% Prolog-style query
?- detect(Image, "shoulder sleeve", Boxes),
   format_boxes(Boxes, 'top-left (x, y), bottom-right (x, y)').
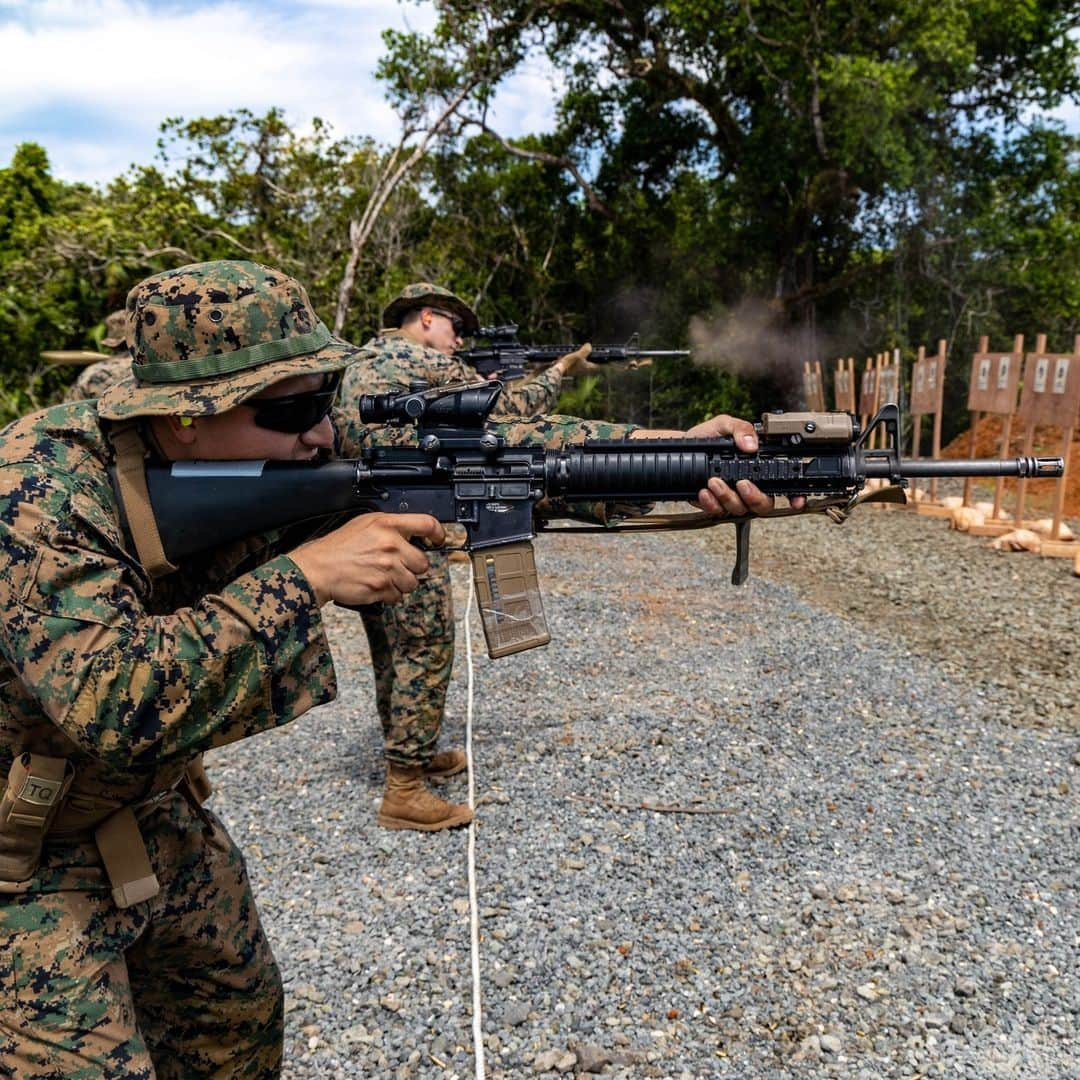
top-left (487, 365), bottom-right (564, 419)
top-left (489, 413), bottom-right (638, 446)
top-left (0, 460), bottom-right (335, 769)
top-left (484, 414), bottom-right (644, 524)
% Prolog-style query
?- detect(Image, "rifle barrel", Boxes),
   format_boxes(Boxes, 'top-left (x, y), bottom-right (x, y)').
top-left (863, 456), bottom-right (1063, 479)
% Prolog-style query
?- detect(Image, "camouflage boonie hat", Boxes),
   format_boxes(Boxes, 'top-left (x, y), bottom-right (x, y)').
top-left (381, 283), bottom-right (479, 335)
top-left (100, 309), bottom-right (128, 350)
top-left (97, 260), bottom-right (358, 421)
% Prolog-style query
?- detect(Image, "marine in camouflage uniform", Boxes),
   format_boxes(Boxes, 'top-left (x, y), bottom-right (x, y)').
top-left (61, 310), bottom-right (131, 403)
top-left (0, 261), bottom-right (438, 1079)
top-left (0, 261), bottom-right (665, 1077)
top-left (340, 284), bottom-right (596, 831)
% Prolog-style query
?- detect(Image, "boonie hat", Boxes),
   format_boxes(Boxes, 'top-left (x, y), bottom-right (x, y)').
top-left (100, 310), bottom-right (128, 350)
top-left (97, 260), bottom-right (358, 421)
top-left (381, 283), bottom-right (479, 335)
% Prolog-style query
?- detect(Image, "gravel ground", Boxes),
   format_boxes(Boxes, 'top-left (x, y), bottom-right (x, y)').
top-left (207, 497), bottom-right (1078, 1079)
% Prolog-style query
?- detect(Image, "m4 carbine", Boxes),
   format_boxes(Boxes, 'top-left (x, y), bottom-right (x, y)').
top-left (457, 324), bottom-right (690, 380)
top-left (134, 383), bottom-right (1064, 659)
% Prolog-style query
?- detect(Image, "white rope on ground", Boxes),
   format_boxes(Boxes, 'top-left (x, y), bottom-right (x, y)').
top-left (463, 570), bottom-right (486, 1080)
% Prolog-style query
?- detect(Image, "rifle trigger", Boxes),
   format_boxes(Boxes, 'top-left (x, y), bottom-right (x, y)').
top-left (731, 519), bottom-right (752, 586)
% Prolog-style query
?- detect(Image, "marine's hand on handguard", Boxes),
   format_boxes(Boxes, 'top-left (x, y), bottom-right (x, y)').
top-left (632, 412), bottom-right (808, 518)
top-left (555, 342), bottom-right (595, 376)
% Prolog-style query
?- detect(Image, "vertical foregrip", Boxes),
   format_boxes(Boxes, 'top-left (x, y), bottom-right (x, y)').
top-left (731, 520), bottom-right (752, 585)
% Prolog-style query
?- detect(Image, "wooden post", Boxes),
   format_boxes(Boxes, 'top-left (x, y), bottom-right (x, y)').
top-left (992, 334), bottom-right (1023, 519)
top-left (963, 335), bottom-right (985, 506)
top-left (929, 339), bottom-right (946, 503)
top-left (858, 356), bottom-right (875, 437)
top-left (1045, 334), bottom-right (1080, 543)
top-left (872, 352), bottom-right (885, 450)
top-left (912, 345), bottom-right (926, 504)
top-left (1014, 334), bottom-right (1047, 528)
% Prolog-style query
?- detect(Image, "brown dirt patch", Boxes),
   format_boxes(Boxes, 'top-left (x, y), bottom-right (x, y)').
top-left (941, 416), bottom-right (1079, 517)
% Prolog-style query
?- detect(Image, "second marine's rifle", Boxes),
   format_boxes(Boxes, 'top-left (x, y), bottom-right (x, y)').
top-left (457, 324), bottom-right (690, 379)
top-left (132, 383), bottom-right (1063, 658)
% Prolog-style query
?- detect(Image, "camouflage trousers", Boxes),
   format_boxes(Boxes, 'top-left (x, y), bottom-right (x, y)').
top-left (0, 795), bottom-right (282, 1079)
top-left (360, 550), bottom-right (454, 769)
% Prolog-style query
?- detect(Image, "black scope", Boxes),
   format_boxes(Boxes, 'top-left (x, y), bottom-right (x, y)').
top-left (359, 381), bottom-right (503, 427)
top-left (475, 324), bottom-right (520, 339)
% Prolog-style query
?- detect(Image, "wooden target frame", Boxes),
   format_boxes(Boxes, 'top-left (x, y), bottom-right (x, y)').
top-left (802, 359), bottom-right (826, 412)
top-left (858, 355), bottom-right (880, 438)
top-left (909, 339), bottom-right (948, 504)
top-left (878, 350), bottom-right (900, 409)
top-left (1014, 334), bottom-right (1080, 546)
top-left (834, 357), bottom-right (856, 413)
top-left (963, 334), bottom-right (1023, 519)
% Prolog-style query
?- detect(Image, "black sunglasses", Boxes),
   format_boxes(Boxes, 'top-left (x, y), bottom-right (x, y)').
top-left (245, 373), bottom-right (341, 433)
top-left (429, 307), bottom-right (465, 336)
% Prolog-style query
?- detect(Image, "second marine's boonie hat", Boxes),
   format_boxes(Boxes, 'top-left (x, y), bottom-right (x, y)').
top-left (97, 260), bottom-right (358, 421)
top-left (100, 309), bottom-right (129, 350)
top-left (381, 283), bottom-right (479, 335)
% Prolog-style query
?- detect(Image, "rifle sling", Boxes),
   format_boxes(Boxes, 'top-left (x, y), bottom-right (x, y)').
top-left (538, 486), bottom-right (907, 535)
top-left (107, 421), bottom-right (178, 579)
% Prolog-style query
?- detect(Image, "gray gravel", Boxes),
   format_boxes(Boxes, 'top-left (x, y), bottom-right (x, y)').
top-left (207, 502), bottom-right (1078, 1079)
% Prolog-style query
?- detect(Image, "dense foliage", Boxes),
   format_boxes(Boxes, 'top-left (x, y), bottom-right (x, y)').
top-left (1, 1), bottom-right (1077, 433)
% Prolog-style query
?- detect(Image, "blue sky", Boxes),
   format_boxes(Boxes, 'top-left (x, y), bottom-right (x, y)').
top-left (0, 0), bottom-right (561, 185)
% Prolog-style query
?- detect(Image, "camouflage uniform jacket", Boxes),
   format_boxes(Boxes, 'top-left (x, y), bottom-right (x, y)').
top-left (0, 401), bottom-right (338, 890)
top-left (343, 330), bottom-right (564, 418)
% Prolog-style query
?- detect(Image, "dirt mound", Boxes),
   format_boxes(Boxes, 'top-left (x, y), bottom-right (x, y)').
top-left (940, 415), bottom-right (1079, 518)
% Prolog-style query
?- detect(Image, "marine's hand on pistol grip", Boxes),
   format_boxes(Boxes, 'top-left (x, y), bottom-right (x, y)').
top-left (289, 512), bottom-right (444, 608)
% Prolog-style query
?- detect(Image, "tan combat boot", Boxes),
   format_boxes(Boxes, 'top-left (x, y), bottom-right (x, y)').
top-left (424, 749), bottom-right (467, 781)
top-left (377, 766), bottom-right (474, 832)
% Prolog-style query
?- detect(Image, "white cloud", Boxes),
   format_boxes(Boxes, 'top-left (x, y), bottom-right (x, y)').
top-left (0, 0), bottom-right (558, 184)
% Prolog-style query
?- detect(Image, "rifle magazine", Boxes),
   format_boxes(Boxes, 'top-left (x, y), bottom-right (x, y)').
top-left (470, 542), bottom-right (551, 658)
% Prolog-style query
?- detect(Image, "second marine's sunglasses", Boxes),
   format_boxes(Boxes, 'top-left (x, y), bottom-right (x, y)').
top-left (428, 307), bottom-right (465, 335)
top-left (245, 373), bottom-right (342, 433)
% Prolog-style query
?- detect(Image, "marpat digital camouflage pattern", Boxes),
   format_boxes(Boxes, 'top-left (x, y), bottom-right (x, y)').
top-left (381, 282), bottom-right (480, 335)
top-left (0, 402), bottom-right (333, 1076)
top-left (0, 259), bottom-right (358, 1076)
top-left (63, 356), bottom-right (130, 403)
top-left (97, 260), bottom-right (358, 420)
top-left (100, 309), bottom-right (128, 350)
top-left (60, 311), bottom-right (129, 404)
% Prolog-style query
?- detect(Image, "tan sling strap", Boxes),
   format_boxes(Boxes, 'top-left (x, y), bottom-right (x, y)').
top-left (539, 485), bottom-right (910, 536)
top-left (63, 756), bottom-right (214, 907)
top-left (95, 806), bottom-right (160, 908)
top-left (107, 421), bottom-right (178, 578)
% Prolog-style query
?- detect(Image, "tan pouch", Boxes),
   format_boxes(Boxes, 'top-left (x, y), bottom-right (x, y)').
top-left (0, 753), bottom-right (74, 884)
top-left (470, 541), bottom-right (551, 658)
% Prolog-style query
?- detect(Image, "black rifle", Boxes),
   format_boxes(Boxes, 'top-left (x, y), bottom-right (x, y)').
top-left (457, 324), bottom-right (690, 379)
top-left (134, 382), bottom-right (1063, 658)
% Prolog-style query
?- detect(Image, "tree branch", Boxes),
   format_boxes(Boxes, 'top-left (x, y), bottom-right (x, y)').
top-left (470, 120), bottom-right (615, 219)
